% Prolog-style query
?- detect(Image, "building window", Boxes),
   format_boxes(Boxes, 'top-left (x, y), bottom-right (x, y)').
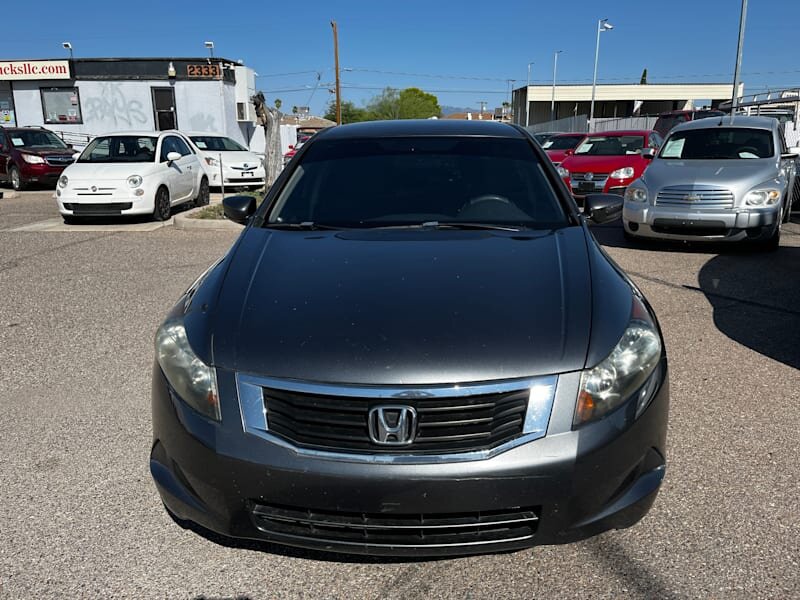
top-left (41, 87), bottom-right (83, 124)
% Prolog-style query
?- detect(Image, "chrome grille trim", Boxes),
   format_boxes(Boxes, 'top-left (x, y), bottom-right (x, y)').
top-left (236, 373), bottom-right (558, 464)
top-left (655, 185), bottom-right (735, 209)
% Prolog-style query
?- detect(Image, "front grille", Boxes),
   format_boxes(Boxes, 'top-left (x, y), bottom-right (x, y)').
top-left (45, 156), bottom-right (74, 166)
top-left (656, 185), bottom-right (734, 209)
top-left (570, 172), bottom-right (609, 194)
top-left (652, 218), bottom-right (729, 237)
top-left (226, 177), bottom-right (263, 183)
top-left (263, 386), bottom-right (529, 454)
top-left (251, 502), bottom-right (539, 549)
top-left (64, 202), bottom-right (132, 214)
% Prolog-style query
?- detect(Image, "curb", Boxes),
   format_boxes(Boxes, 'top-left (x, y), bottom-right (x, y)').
top-left (173, 206), bottom-right (244, 231)
top-left (1, 190), bottom-right (18, 199)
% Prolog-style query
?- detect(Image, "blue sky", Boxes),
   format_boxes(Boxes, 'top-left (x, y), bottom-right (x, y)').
top-left (4, 0), bottom-right (800, 115)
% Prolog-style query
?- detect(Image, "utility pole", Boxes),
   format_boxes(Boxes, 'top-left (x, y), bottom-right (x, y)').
top-left (331, 20), bottom-right (342, 125)
top-left (526, 62), bottom-right (534, 127)
top-left (551, 51), bottom-right (563, 122)
top-left (478, 101), bottom-right (488, 118)
top-left (731, 0), bottom-right (748, 122)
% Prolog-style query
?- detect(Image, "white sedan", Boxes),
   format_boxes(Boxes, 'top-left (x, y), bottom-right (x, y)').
top-left (56, 130), bottom-right (208, 223)
top-left (184, 132), bottom-right (265, 189)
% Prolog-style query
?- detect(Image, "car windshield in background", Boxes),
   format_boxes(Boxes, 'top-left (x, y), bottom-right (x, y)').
top-left (660, 128), bottom-right (774, 160)
top-left (10, 130), bottom-right (68, 149)
top-left (267, 137), bottom-right (568, 229)
top-left (542, 136), bottom-right (583, 150)
top-left (575, 135), bottom-right (645, 156)
top-left (190, 136), bottom-right (247, 151)
top-left (78, 136), bottom-right (158, 163)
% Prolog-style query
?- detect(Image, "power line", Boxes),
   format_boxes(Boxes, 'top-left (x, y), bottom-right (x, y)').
top-left (343, 67), bottom-right (512, 82)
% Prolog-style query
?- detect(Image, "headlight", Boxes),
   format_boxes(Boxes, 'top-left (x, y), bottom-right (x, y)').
top-left (21, 153), bottom-right (45, 164)
top-left (205, 156), bottom-right (219, 167)
top-left (610, 166), bottom-right (635, 179)
top-left (556, 166), bottom-right (570, 178)
top-left (155, 318), bottom-right (220, 421)
top-left (58, 175), bottom-right (68, 188)
top-left (744, 189), bottom-right (780, 206)
top-left (574, 296), bottom-right (662, 427)
top-left (127, 175), bottom-right (143, 188)
top-left (624, 187), bottom-right (648, 203)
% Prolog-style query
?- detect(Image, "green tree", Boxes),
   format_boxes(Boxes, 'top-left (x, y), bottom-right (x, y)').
top-left (398, 87), bottom-right (441, 119)
top-left (366, 88), bottom-right (401, 120)
top-left (274, 98), bottom-right (282, 110)
top-left (323, 100), bottom-right (371, 124)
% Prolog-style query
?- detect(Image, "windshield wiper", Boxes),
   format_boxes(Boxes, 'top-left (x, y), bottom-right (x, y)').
top-left (265, 221), bottom-right (341, 230)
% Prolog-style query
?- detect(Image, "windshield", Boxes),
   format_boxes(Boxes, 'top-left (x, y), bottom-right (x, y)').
top-left (190, 136), bottom-right (247, 151)
top-left (575, 135), bottom-right (645, 156)
top-left (267, 137), bottom-right (568, 229)
top-left (78, 136), bottom-right (157, 163)
top-left (542, 135), bottom-right (584, 150)
top-left (660, 127), bottom-right (774, 160)
top-left (9, 130), bottom-right (68, 150)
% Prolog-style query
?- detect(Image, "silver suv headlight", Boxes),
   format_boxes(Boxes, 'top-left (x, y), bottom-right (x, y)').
top-left (744, 189), bottom-right (780, 206)
top-left (624, 187), bottom-right (647, 203)
top-left (155, 317), bottom-right (220, 421)
top-left (574, 295), bottom-right (662, 426)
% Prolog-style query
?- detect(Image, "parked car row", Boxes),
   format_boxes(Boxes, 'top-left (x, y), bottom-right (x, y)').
top-left (536, 111), bottom-right (798, 249)
top-left (0, 125), bottom-right (265, 224)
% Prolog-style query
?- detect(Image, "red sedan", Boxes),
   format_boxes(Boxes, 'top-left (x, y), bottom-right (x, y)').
top-left (541, 133), bottom-right (586, 165)
top-left (557, 130), bottom-right (663, 199)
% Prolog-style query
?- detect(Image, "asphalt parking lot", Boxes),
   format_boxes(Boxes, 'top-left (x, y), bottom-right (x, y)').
top-left (1, 191), bottom-right (798, 599)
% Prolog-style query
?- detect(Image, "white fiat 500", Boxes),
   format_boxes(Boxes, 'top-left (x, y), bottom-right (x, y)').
top-left (56, 131), bottom-right (208, 223)
top-left (185, 132), bottom-right (265, 190)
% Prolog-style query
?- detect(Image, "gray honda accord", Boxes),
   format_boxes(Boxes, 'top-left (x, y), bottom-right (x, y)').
top-left (151, 120), bottom-right (669, 557)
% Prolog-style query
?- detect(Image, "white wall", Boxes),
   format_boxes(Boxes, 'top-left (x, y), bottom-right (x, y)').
top-left (11, 78), bottom-right (250, 146)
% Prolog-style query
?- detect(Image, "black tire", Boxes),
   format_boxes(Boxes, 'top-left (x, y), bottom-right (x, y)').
top-left (195, 177), bottom-right (210, 207)
top-left (755, 223), bottom-right (780, 252)
top-left (153, 186), bottom-right (171, 221)
top-left (9, 165), bottom-right (27, 191)
top-left (62, 215), bottom-right (83, 225)
top-left (782, 193), bottom-right (792, 224)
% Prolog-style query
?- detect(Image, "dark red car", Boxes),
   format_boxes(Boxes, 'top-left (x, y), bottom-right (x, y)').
top-left (557, 130), bottom-right (663, 199)
top-left (0, 127), bottom-right (76, 190)
top-left (541, 133), bottom-right (586, 165)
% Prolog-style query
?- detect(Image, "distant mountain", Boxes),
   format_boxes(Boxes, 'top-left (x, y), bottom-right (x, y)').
top-left (440, 105), bottom-right (475, 116)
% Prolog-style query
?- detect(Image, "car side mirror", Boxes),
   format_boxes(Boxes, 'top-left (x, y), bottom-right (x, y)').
top-left (166, 151), bottom-right (182, 163)
top-left (784, 146), bottom-right (800, 157)
top-left (223, 195), bottom-right (257, 225)
top-left (288, 144), bottom-right (294, 150)
top-left (641, 147), bottom-right (656, 159)
top-left (584, 194), bottom-right (623, 224)
top-left (564, 149), bottom-right (574, 156)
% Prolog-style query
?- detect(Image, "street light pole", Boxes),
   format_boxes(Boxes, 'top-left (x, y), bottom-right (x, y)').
top-left (551, 51), bottom-right (562, 122)
top-left (730, 0), bottom-right (748, 122)
top-left (526, 62), bottom-right (534, 126)
top-left (589, 18), bottom-right (613, 132)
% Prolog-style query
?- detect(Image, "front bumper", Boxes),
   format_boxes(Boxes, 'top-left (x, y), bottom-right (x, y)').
top-left (151, 364), bottom-right (669, 557)
top-left (19, 162), bottom-right (65, 186)
top-left (208, 166), bottom-right (265, 187)
top-left (57, 190), bottom-right (154, 217)
top-left (623, 202), bottom-right (780, 242)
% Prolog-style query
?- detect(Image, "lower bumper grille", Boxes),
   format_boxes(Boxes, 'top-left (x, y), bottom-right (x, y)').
top-left (251, 502), bottom-right (539, 549)
top-left (64, 202), bottom-right (133, 214)
top-left (226, 177), bottom-right (264, 184)
top-left (651, 218), bottom-right (728, 237)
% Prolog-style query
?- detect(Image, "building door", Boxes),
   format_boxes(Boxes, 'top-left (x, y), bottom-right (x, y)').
top-left (152, 87), bottom-right (177, 130)
top-left (0, 82), bottom-right (16, 127)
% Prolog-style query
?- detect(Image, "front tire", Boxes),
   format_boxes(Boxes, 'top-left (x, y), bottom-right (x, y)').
top-left (10, 166), bottom-right (27, 191)
top-left (194, 177), bottom-right (210, 207)
top-left (153, 186), bottom-right (171, 221)
top-left (755, 222), bottom-right (781, 252)
top-left (62, 215), bottom-right (83, 225)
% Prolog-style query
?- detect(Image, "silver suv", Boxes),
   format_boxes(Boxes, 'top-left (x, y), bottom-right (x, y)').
top-left (623, 116), bottom-right (798, 249)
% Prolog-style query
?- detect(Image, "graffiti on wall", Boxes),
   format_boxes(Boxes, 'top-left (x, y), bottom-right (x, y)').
top-left (84, 83), bottom-right (147, 127)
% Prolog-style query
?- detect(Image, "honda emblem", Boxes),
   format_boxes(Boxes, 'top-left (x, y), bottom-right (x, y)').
top-left (368, 405), bottom-right (417, 445)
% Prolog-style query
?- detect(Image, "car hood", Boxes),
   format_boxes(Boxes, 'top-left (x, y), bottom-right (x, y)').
top-left (209, 226), bottom-right (594, 385)
top-left (561, 154), bottom-right (645, 173)
top-left (63, 162), bottom-right (160, 181)
top-left (546, 149), bottom-right (571, 163)
top-left (19, 147), bottom-right (74, 157)
top-left (642, 158), bottom-right (781, 191)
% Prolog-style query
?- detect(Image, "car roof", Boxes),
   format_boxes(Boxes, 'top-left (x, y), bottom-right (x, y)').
top-left (585, 130), bottom-right (654, 137)
top-left (102, 131), bottom-right (164, 137)
top-left (316, 119), bottom-right (526, 140)
top-left (182, 131), bottom-right (228, 137)
top-left (672, 115), bottom-right (776, 132)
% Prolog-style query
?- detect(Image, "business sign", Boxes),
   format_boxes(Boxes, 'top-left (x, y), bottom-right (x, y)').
top-left (0, 60), bottom-right (71, 80)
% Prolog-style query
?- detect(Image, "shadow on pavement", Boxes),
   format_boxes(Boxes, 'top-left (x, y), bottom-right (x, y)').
top-left (696, 246), bottom-right (800, 370)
